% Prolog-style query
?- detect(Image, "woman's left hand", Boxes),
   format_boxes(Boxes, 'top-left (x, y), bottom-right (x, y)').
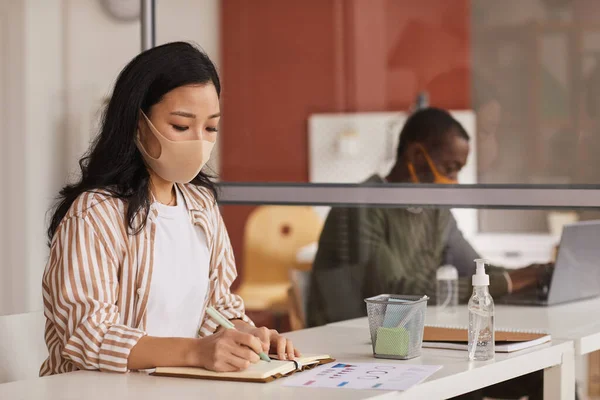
top-left (244, 327), bottom-right (301, 360)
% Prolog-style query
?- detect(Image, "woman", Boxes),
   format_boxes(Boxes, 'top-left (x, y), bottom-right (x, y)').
top-left (41, 42), bottom-right (298, 376)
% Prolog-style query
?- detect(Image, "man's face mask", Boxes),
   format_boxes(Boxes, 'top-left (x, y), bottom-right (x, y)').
top-left (135, 111), bottom-right (214, 183)
top-left (407, 144), bottom-right (458, 184)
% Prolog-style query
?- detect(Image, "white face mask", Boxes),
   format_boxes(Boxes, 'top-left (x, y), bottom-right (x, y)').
top-left (135, 111), bottom-right (215, 183)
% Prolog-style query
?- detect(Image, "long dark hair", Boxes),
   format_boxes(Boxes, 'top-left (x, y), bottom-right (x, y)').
top-left (48, 41), bottom-right (219, 242)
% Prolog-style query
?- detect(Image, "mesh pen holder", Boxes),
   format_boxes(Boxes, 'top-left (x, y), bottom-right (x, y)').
top-left (365, 294), bottom-right (429, 360)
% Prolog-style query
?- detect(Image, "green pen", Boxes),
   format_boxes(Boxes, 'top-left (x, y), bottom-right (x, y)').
top-left (206, 306), bottom-right (271, 363)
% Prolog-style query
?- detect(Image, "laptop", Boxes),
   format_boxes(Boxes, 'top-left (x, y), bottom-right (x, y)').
top-left (499, 220), bottom-right (600, 306)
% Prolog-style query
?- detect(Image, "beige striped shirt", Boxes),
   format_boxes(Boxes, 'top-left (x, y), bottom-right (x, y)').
top-left (40, 183), bottom-right (252, 376)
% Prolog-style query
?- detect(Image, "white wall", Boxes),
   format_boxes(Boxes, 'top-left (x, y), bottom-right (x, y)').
top-left (0, 0), bottom-right (63, 315)
top-left (62, 0), bottom-right (140, 179)
top-left (24, 0), bottom-right (65, 316)
top-left (157, 0), bottom-right (221, 62)
top-left (0, 0), bottom-right (27, 316)
top-left (0, 0), bottom-right (221, 315)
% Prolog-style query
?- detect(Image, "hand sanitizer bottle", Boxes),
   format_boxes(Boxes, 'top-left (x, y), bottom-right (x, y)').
top-left (468, 259), bottom-right (495, 361)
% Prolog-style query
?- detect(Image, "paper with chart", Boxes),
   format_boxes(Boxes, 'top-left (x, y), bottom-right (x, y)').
top-left (283, 362), bottom-right (442, 391)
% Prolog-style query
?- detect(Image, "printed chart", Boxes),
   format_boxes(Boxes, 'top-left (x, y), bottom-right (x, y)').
top-left (283, 363), bottom-right (442, 391)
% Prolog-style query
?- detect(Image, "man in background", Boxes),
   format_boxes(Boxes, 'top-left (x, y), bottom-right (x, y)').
top-left (307, 107), bottom-right (552, 400)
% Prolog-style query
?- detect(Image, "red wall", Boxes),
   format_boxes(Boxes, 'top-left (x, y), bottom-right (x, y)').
top-left (220, 0), bottom-right (471, 284)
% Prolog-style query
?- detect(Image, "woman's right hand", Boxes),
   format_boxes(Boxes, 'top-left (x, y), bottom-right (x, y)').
top-left (189, 329), bottom-right (265, 372)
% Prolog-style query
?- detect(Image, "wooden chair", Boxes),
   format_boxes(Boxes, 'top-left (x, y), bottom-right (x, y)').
top-left (287, 268), bottom-right (312, 331)
top-left (236, 206), bottom-right (322, 314)
top-left (0, 311), bottom-right (47, 383)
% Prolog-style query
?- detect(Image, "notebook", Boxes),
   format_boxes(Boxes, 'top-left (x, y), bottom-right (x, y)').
top-left (422, 325), bottom-right (551, 353)
top-left (152, 354), bottom-right (335, 383)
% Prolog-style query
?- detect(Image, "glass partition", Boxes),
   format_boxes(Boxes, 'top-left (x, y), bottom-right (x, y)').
top-left (221, 202), bottom-right (598, 330)
top-left (217, 0), bottom-right (600, 187)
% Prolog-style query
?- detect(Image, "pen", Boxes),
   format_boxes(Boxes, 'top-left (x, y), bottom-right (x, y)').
top-left (206, 306), bottom-right (271, 363)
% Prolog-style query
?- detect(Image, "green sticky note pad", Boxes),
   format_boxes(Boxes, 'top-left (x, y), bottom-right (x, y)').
top-left (375, 326), bottom-right (409, 357)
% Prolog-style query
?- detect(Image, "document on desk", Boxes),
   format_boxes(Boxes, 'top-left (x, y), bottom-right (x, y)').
top-left (283, 362), bottom-right (441, 391)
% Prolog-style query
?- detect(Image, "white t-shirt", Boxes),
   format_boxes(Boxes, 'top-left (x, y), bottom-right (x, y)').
top-left (145, 187), bottom-right (210, 338)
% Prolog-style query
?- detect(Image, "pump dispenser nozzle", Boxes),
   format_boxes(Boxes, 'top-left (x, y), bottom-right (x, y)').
top-left (472, 259), bottom-right (490, 286)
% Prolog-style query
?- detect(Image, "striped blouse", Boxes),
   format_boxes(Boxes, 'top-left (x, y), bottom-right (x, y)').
top-left (40, 183), bottom-right (252, 376)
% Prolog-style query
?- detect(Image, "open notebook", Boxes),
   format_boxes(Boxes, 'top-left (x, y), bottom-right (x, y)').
top-left (422, 325), bottom-right (551, 353)
top-left (152, 354), bottom-right (335, 383)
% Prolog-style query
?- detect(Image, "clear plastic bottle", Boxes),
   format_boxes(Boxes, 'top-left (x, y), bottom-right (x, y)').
top-left (436, 264), bottom-right (458, 313)
top-left (468, 259), bottom-right (495, 361)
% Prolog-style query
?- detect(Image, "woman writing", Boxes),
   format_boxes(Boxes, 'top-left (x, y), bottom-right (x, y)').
top-left (41, 42), bottom-right (297, 376)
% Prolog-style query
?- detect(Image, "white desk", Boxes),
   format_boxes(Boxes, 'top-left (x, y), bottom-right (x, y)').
top-left (329, 298), bottom-right (600, 356)
top-left (427, 299), bottom-right (600, 356)
top-left (0, 325), bottom-right (574, 400)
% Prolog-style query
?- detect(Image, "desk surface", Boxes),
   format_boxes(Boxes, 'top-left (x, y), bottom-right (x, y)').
top-left (328, 297), bottom-right (600, 355)
top-left (0, 325), bottom-right (573, 400)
